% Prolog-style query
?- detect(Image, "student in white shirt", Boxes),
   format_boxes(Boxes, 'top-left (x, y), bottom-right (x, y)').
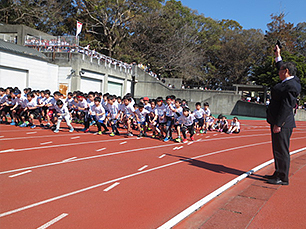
top-left (107, 95), bottom-right (120, 136)
top-left (20, 92), bottom-right (42, 128)
top-left (227, 117), bottom-right (241, 134)
top-left (93, 97), bottom-right (108, 134)
top-left (121, 97), bottom-right (135, 136)
top-left (153, 98), bottom-right (166, 139)
top-left (194, 102), bottom-right (205, 133)
top-left (135, 103), bottom-right (150, 137)
top-left (77, 93), bottom-right (90, 132)
top-left (203, 102), bottom-right (211, 133)
top-left (177, 107), bottom-right (196, 143)
top-left (54, 100), bottom-right (74, 133)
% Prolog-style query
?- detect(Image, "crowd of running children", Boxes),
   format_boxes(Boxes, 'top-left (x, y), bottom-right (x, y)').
top-left (0, 87), bottom-right (241, 143)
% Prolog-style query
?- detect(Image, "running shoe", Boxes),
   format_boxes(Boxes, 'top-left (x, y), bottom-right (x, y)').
top-left (30, 125), bottom-right (36, 129)
top-left (98, 131), bottom-right (102, 135)
top-left (110, 132), bottom-right (115, 137)
top-left (164, 137), bottom-right (170, 142)
top-left (190, 136), bottom-right (195, 141)
top-left (199, 130), bottom-right (204, 134)
top-left (175, 137), bottom-right (182, 143)
top-left (10, 121), bottom-right (16, 126)
top-left (54, 129), bottom-right (59, 133)
top-left (127, 132), bottom-right (133, 137)
top-left (69, 128), bottom-right (74, 133)
top-left (84, 129), bottom-right (89, 133)
top-left (182, 139), bottom-right (188, 143)
top-left (19, 123), bottom-right (27, 127)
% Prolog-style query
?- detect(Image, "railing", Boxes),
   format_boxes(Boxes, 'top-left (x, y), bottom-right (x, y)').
top-left (0, 33), bottom-right (17, 43)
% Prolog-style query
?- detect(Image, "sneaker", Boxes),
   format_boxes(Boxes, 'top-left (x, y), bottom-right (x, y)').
top-left (40, 124), bottom-right (44, 127)
top-left (152, 134), bottom-right (156, 139)
top-left (190, 136), bottom-right (195, 141)
top-left (69, 128), bottom-right (74, 133)
top-left (204, 130), bottom-right (207, 134)
top-left (182, 139), bottom-right (188, 143)
top-left (20, 123), bottom-right (27, 127)
top-left (90, 121), bottom-right (95, 126)
top-left (115, 131), bottom-right (120, 135)
top-left (110, 132), bottom-right (115, 137)
top-left (175, 137), bottom-right (181, 143)
top-left (127, 132), bottom-right (133, 137)
top-left (84, 129), bottom-right (89, 133)
top-left (164, 137), bottom-right (170, 142)
top-left (102, 129), bottom-right (108, 134)
top-left (98, 131), bottom-right (102, 135)
top-left (51, 125), bottom-right (56, 130)
top-left (30, 125), bottom-right (36, 129)
top-left (199, 130), bottom-right (204, 134)
top-left (10, 121), bottom-right (16, 125)
top-left (54, 129), bottom-right (59, 133)
top-left (46, 123), bottom-right (51, 128)
top-left (18, 121), bottom-right (23, 126)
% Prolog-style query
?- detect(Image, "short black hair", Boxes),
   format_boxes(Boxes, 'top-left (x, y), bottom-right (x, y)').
top-left (138, 102), bottom-right (144, 108)
top-left (175, 98), bottom-right (182, 104)
top-left (183, 107), bottom-right (190, 112)
top-left (94, 97), bottom-right (101, 102)
top-left (88, 91), bottom-right (95, 96)
top-left (195, 102), bottom-right (201, 106)
top-left (56, 100), bottom-right (64, 106)
top-left (53, 91), bottom-right (62, 96)
top-left (204, 102), bottom-right (209, 107)
top-left (282, 62), bottom-right (297, 76)
top-left (108, 95), bottom-right (115, 101)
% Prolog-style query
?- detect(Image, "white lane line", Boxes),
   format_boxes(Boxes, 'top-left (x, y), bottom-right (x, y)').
top-left (71, 136), bottom-right (80, 139)
top-left (213, 134), bottom-right (218, 136)
top-left (0, 140), bottom-right (284, 218)
top-left (159, 154), bottom-right (166, 159)
top-left (103, 182), bottom-right (120, 192)
top-left (62, 157), bottom-right (77, 163)
top-left (2, 135), bottom-right (305, 177)
top-left (0, 149), bottom-right (14, 153)
top-left (206, 136), bottom-right (210, 138)
top-left (120, 141), bottom-right (127, 145)
top-left (96, 148), bottom-right (106, 152)
top-left (37, 213), bottom-right (68, 229)
top-left (176, 146), bottom-right (183, 150)
top-left (187, 142), bottom-right (194, 145)
top-left (0, 133), bottom-right (87, 141)
top-left (173, 147), bottom-right (178, 150)
top-left (0, 137), bottom-right (137, 154)
top-left (157, 146), bottom-right (306, 229)
top-left (138, 165), bottom-right (148, 171)
top-left (40, 141), bottom-right (53, 145)
top-left (9, 170), bottom-right (32, 178)
top-left (0, 136), bottom-right (4, 138)
top-left (26, 132), bottom-right (37, 135)
top-left (0, 133), bottom-right (270, 154)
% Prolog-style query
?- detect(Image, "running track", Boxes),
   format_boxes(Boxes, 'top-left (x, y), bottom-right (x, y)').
top-left (0, 120), bottom-right (306, 228)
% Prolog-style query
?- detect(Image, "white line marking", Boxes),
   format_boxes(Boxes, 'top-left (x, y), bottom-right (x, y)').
top-left (157, 146), bottom-right (306, 229)
top-left (96, 148), bottom-right (106, 152)
top-left (1, 143), bottom-right (305, 218)
top-left (62, 157), bottom-right (77, 163)
top-left (37, 213), bottom-right (68, 229)
top-left (40, 141), bottom-right (53, 145)
top-left (120, 141), bottom-right (127, 145)
top-left (173, 147), bottom-right (178, 150)
top-left (137, 137), bottom-right (141, 140)
top-left (9, 170), bottom-right (32, 178)
top-left (187, 142), bottom-right (194, 145)
top-left (26, 132), bottom-right (37, 135)
top-left (0, 136), bottom-right (4, 138)
top-left (0, 133), bottom-right (270, 154)
top-left (213, 134), bottom-right (218, 136)
top-left (1, 136), bottom-right (305, 177)
top-left (159, 154), bottom-right (166, 159)
top-left (0, 133), bottom-right (87, 141)
top-left (103, 182), bottom-right (120, 192)
top-left (0, 149), bottom-right (14, 153)
top-left (176, 146), bottom-right (183, 150)
top-left (206, 136), bottom-right (210, 138)
top-left (138, 165), bottom-right (148, 171)
top-left (71, 136), bottom-right (80, 139)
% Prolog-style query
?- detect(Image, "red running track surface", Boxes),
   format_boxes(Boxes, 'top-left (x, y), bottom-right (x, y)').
top-left (0, 120), bottom-right (306, 228)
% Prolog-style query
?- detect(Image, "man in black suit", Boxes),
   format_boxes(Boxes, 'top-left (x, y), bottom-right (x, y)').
top-left (265, 45), bottom-right (301, 185)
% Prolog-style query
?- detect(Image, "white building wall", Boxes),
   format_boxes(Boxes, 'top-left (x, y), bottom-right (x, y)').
top-left (58, 67), bottom-right (72, 91)
top-left (0, 51), bottom-right (58, 91)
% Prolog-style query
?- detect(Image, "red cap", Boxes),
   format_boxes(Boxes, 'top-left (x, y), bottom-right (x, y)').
top-left (143, 97), bottom-right (149, 101)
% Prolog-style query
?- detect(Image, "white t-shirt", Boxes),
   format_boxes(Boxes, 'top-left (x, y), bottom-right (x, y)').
top-left (174, 107), bottom-right (183, 120)
top-left (178, 114), bottom-right (195, 126)
top-left (231, 121), bottom-right (240, 129)
top-left (193, 108), bottom-right (205, 119)
top-left (122, 103), bottom-right (135, 117)
top-left (57, 105), bottom-right (69, 116)
top-left (88, 100), bottom-right (95, 115)
top-left (13, 97), bottom-right (24, 107)
top-left (135, 108), bottom-right (150, 122)
top-left (203, 108), bottom-right (211, 116)
top-left (155, 104), bottom-right (166, 123)
top-left (94, 104), bottom-right (106, 121)
top-left (66, 98), bottom-right (74, 108)
top-left (26, 98), bottom-right (37, 108)
top-left (77, 98), bottom-right (88, 109)
top-left (107, 103), bottom-right (120, 119)
top-left (165, 103), bottom-right (176, 117)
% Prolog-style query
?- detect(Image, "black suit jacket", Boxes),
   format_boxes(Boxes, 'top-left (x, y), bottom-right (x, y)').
top-left (267, 60), bottom-right (301, 128)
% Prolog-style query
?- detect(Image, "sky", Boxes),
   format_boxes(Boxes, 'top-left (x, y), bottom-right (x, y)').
top-left (179, 0), bottom-right (306, 32)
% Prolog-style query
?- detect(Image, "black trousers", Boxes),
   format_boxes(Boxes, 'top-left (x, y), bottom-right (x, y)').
top-left (270, 125), bottom-right (293, 182)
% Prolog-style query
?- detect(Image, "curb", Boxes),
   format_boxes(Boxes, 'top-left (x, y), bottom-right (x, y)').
top-left (158, 147), bottom-right (306, 229)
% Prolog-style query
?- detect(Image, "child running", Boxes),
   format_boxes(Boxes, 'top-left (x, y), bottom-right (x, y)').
top-left (54, 100), bottom-right (74, 133)
top-left (177, 107), bottom-right (196, 143)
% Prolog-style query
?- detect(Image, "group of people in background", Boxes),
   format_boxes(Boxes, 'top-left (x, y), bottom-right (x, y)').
top-left (0, 86), bottom-right (241, 143)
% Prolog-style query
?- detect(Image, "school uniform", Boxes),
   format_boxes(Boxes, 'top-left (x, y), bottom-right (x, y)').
top-left (178, 114), bottom-right (196, 139)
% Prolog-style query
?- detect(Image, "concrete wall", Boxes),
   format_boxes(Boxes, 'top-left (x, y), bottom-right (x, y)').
top-left (44, 52), bottom-right (132, 95)
top-left (231, 100), bottom-right (267, 118)
top-left (296, 110), bottom-right (306, 121)
top-left (0, 50), bottom-right (58, 91)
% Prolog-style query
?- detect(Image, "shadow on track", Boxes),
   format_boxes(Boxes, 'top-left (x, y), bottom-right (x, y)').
top-left (166, 153), bottom-right (266, 181)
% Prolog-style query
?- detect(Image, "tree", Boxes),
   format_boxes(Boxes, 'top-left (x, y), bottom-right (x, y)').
top-left (76, 0), bottom-right (163, 57)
